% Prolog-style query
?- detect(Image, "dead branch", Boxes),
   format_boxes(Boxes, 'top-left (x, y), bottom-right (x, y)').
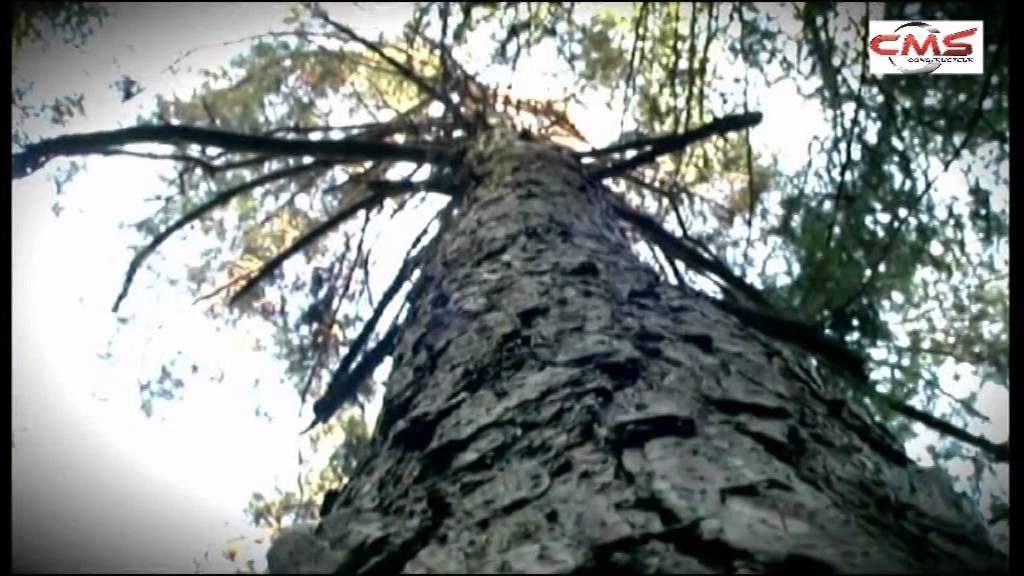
top-left (92, 148), bottom-right (219, 175)
top-left (608, 194), bottom-right (772, 311)
top-left (885, 398), bottom-right (1009, 463)
top-left (229, 175), bottom-right (452, 308)
top-left (301, 308), bottom-right (403, 434)
top-left (316, 12), bottom-right (455, 113)
top-left (13, 124), bottom-right (446, 179)
top-left (583, 112), bottom-right (763, 180)
top-left (192, 274), bottom-right (250, 306)
top-left (112, 160), bottom-right (329, 312)
top-left (302, 202), bottom-right (453, 432)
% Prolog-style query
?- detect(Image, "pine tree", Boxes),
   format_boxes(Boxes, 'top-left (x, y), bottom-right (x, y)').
top-left (12, 3), bottom-right (1008, 572)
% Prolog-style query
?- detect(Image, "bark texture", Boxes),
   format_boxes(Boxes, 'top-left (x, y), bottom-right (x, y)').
top-left (268, 130), bottom-right (1005, 574)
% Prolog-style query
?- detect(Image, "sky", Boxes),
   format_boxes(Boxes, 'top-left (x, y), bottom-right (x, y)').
top-left (11, 3), bottom-right (1008, 573)
top-left (11, 4), bottom-right (404, 572)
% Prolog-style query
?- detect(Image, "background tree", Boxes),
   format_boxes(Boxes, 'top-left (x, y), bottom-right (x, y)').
top-left (12, 2), bottom-right (1009, 572)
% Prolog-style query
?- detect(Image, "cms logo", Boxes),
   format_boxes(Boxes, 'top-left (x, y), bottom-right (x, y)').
top-left (868, 21), bottom-right (983, 75)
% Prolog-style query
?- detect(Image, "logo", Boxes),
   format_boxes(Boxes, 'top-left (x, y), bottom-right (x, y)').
top-left (868, 21), bottom-right (984, 75)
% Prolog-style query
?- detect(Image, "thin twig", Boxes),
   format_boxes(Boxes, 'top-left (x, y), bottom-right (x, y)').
top-left (328, 202), bottom-right (452, 387)
top-left (619, 3), bottom-right (648, 136)
top-left (211, 154), bottom-right (274, 173)
top-left (93, 148), bottom-right (218, 175)
top-left (162, 30), bottom-right (336, 74)
top-left (192, 274), bottom-right (250, 305)
top-left (682, 3), bottom-right (698, 132)
top-left (822, 7), bottom-right (870, 252)
top-left (582, 111), bottom-right (762, 159)
top-left (668, 3), bottom-right (682, 134)
top-left (316, 12), bottom-right (454, 113)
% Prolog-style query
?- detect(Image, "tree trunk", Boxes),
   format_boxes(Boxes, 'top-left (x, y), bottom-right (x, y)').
top-left (268, 130), bottom-right (1005, 574)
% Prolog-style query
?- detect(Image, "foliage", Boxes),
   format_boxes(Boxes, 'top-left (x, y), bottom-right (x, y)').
top-left (12, 1), bottom-right (108, 54)
top-left (12, 2), bottom-right (109, 147)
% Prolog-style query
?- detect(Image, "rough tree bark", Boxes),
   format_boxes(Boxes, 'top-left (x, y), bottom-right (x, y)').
top-left (267, 129), bottom-right (1005, 574)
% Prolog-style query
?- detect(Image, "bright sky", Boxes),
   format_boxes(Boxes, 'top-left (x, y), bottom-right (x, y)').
top-left (11, 4), bottom-right (407, 572)
top-left (11, 3), bottom-right (1008, 573)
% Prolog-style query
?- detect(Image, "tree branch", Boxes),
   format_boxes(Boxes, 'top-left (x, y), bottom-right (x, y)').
top-left (714, 296), bottom-right (870, 385)
top-left (209, 154), bottom-right (275, 173)
top-left (12, 124), bottom-right (446, 179)
top-left (161, 30), bottom-right (338, 74)
top-left (112, 160), bottom-right (328, 312)
top-left (584, 111), bottom-right (762, 158)
top-left (822, 7), bottom-right (870, 253)
top-left (91, 148), bottom-right (219, 175)
top-left (300, 201), bottom-right (454, 433)
top-left (618, 3), bottom-right (649, 136)
top-left (884, 398), bottom-right (1009, 463)
top-left (328, 203), bottom-right (449, 381)
top-left (316, 12), bottom-right (455, 113)
top-left (608, 194), bottom-right (773, 312)
top-left (302, 308), bottom-right (404, 434)
top-left (586, 112), bottom-right (763, 180)
top-left (229, 175), bottom-right (451, 308)
top-left (609, 190), bottom-right (876, 400)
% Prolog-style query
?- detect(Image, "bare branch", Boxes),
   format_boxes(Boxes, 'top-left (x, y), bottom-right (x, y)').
top-left (13, 124), bottom-right (447, 179)
top-left (229, 175), bottom-right (452, 308)
top-left (713, 296), bottom-right (870, 385)
top-left (360, 248), bottom-right (375, 309)
top-left (113, 160), bottom-right (328, 312)
top-left (302, 307), bottom-right (403, 434)
top-left (607, 193), bottom-right (772, 312)
top-left (584, 112), bottom-right (763, 180)
top-left (261, 123), bottom-right (383, 137)
top-left (301, 202), bottom-right (453, 433)
top-left (92, 148), bottom-right (218, 175)
top-left (161, 30), bottom-right (337, 74)
top-left (822, 7), bottom-right (870, 252)
top-left (212, 154), bottom-right (275, 173)
top-left (613, 186), bottom-right (871, 390)
top-left (885, 398), bottom-right (1009, 463)
top-left (316, 11), bottom-right (455, 112)
top-left (623, 174), bottom-right (734, 240)
top-left (332, 204), bottom-right (446, 384)
top-left (610, 194), bottom-right (872, 390)
top-left (192, 274), bottom-right (248, 306)
top-left (619, 3), bottom-right (649, 136)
